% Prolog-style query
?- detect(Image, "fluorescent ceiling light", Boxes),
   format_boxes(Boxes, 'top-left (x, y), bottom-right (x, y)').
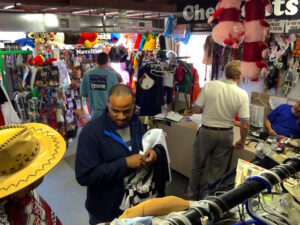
top-left (42, 7), bottom-right (58, 11)
top-left (127, 12), bottom-right (152, 17)
top-left (0, 8), bottom-right (24, 12)
top-left (72, 9), bottom-right (91, 14)
top-left (105, 11), bottom-right (119, 16)
top-left (144, 14), bottom-right (160, 18)
top-left (99, 11), bottom-right (119, 16)
top-left (3, 5), bottom-right (14, 9)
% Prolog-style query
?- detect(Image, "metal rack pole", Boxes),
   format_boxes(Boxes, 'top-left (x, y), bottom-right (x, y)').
top-left (168, 158), bottom-right (300, 225)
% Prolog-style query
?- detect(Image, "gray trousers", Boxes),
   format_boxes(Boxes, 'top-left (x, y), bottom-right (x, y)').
top-left (188, 126), bottom-right (234, 200)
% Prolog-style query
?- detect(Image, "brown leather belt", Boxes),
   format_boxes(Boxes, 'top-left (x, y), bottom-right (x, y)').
top-left (202, 125), bottom-right (233, 131)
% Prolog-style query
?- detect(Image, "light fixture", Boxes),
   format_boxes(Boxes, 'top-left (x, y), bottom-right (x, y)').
top-left (42, 7), bottom-right (58, 11)
top-left (126, 12), bottom-right (152, 17)
top-left (105, 11), bottom-right (119, 16)
top-left (3, 5), bottom-right (14, 10)
top-left (0, 8), bottom-right (24, 12)
top-left (99, 11), bottom-right (119, 17)
top-left (144, 14), bottom-right (160, 19)
top-left (72, 9), bottom-right (91, 14)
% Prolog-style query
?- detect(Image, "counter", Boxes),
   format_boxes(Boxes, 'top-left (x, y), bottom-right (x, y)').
top-left (157, 121), bottom-right (256, 178)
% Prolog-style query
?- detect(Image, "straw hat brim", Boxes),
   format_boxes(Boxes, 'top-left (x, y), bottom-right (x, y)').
top-left (0, 123), bottom-right (66, 199)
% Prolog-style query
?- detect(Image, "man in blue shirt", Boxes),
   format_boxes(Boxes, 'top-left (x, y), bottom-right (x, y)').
top-left (265, 100), bottom-right (300, 138)
top-left (80, 52), bottom-right (119, 119)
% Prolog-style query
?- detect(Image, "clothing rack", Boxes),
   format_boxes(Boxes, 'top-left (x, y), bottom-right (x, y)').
top-left (166, 158), bottom-right (300, 225)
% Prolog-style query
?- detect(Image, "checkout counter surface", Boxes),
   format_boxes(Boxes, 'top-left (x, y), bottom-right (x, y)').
top-left (157, 121), bottom-right (257, 178)
top-left (157, 120), bottom-right (299, 178)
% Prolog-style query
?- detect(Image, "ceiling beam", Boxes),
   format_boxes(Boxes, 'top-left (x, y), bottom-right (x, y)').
top-left (0, 0), bottom-right (70, 7)
top-left (70, 0), bottom-right (176, 12)
top-left (0, 0), bottom-right (176, 12)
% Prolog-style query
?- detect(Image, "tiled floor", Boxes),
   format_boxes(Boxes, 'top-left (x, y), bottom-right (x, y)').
top-left (36, 128), bottom-right (189, 225)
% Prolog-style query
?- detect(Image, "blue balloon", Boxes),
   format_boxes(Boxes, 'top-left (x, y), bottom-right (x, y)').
top-left (163, 14), bottom-right (176, 38)
top-left (173, 25), bottom-right (191, 45)
top-left (15, 38), bottom-right (35, 48)
top-left (107, 33), bottom-right (121, 44)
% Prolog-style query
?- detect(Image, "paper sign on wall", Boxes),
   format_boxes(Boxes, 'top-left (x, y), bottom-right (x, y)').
top-left (286, 20), bottom-right (300, 33)
top-left (268, 20), bottom-right (285, 33)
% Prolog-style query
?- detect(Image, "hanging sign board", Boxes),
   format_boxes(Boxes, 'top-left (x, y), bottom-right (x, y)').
top-left (177, 0), bottom-right (300, 24)
top-left (268, 20), bottom-right (286, 33)
top-left (74, 48), bottom-right (102, 56)
top-left (177, 0), bottom-right (218, 24)
top-left (286, 19), bottom-right (300, 32)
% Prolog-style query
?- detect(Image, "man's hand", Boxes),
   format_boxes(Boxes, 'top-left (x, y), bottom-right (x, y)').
top-left (143, 149), bottom-right (157, 165)
top-left (126, 154), bottom-right (146, 169)
top-left (268, 128), bottom-right (278, 136)
top-left (234, 139), bottom-right (245, 149)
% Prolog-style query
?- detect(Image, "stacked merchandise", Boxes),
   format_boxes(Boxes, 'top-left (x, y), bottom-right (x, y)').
top-left (61, 49), bottom-right (97, 127)
top-left (18, 58), bottom-right (71, 140)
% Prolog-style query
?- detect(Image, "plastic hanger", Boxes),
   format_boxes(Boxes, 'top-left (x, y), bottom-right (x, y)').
top-left (251, 93), bottom-right (268, 108)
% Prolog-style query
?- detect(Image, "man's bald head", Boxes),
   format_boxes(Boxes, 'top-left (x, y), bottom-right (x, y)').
top-left (107, 84), bottom-right (135, 127)
top-left (108, 84), bottom-right (134, 103)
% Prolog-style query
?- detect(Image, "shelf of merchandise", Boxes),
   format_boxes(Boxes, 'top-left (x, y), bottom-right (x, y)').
top-left (0, 50), bottom-right (33, 90)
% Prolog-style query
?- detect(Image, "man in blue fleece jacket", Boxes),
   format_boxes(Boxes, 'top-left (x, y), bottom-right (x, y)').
top-left (75, 84), bottom-right (158, 224)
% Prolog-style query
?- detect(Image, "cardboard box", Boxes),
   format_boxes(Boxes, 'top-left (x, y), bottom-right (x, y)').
top-left (157, 121), bottom-right (199, 177)
top-left (174, 92), bottom-right (191, 112)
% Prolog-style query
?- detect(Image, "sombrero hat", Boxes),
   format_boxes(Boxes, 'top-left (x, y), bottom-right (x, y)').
top-left (0, 123), bottom-right (66, 199)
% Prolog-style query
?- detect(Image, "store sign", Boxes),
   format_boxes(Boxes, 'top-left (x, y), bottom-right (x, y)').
top-left (177, 0), bottom-right (218, 24)
top-left (177, 0), bottom-right (300, 24)
top-left (74, 48), bottom-right (102, 56)
top-left (286, 19), bottom-right (300, 32)
top-left (268, 19), bottom-right (286, 33)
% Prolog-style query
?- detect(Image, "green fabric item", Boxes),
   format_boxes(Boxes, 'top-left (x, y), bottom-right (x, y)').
top-left (30, 87), bottom-right (38, 97)
top-left (156, 50), bottom-right (167, 60)
top-left (178, 72), bottom-right (191, 94)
